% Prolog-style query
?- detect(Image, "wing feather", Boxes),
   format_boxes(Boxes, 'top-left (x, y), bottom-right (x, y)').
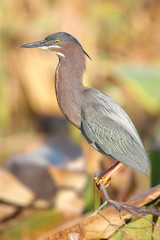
top-left (84, 88), bottom-right (143, 145)
top-left (81, 88), bottom-right (149, 175)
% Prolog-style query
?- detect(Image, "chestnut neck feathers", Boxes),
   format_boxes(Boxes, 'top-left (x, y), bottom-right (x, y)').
top-left (55, 42), bottom-right (86, 128)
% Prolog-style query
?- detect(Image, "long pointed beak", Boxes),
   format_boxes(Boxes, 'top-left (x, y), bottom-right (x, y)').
top-left (18, 40), bottom-right (50, 49)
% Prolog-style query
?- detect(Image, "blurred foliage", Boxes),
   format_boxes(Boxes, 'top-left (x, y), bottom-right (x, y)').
top-left (0, 0), bottom-right (160, 138)
top-left (112, 63), bottom-right (160, 113)
top-left (0, 209), bottom-right (60, 240)
top-left (150, 150), bottom-right (160, 187)
top-left (83, 176), bottom-right (94, 213)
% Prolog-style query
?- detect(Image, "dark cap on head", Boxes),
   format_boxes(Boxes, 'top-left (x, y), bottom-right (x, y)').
top-left (46, 32), bottom-right (91, 59)
top-left (45, 32), bottom-right (91, 59)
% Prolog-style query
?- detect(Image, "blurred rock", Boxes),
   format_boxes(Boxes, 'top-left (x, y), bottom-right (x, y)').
top-left (4, 136), bottom-right (86, 199)
top-left (48, 166), bottom-right (87, 191)
top-left (6, 163), bottom-right (57, 200)
top-left (54, 189), bottom-right (84, 217)
top-left (32, 199), bottom-right (51, 209)
top-left (0, 135), bottom-right (86, 220)
top-left (0, 169), bottom-right (34, 206)
top-left (0, 203), bottom-right (17, 221)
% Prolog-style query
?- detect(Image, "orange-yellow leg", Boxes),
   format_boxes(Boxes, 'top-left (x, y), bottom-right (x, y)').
top-left (94, 161), bottom-right (124, 189)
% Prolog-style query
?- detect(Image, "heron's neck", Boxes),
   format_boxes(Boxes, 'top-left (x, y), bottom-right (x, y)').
top-left (55, 52), bottom-right (86, 128)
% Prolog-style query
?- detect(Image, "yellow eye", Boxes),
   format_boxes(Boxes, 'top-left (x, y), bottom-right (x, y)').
top-left (55, 40), bottom-right (60, 44)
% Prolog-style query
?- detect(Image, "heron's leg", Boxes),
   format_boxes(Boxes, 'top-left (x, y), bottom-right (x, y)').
top-left (94, 161), bottom-right (124, 189)
top-left (94, 181), bottom-right (121, 216)
top-left (94, 162), bottom-right (124, 220)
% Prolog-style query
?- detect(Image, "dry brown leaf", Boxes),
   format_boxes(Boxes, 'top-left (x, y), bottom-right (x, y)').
top-left (43, 185), bottom-right (160, 240)
top-left (84, 184), bottom-right (160, 239)
top-left (44, 223), bottom-right (85, 240)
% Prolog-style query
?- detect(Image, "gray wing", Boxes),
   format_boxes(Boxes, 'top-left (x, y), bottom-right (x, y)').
top-left (81, 88), bottom-right (149, 175)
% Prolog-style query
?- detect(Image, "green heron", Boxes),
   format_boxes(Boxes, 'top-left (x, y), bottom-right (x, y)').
top-left (19, 32), bottom-right (149, 191)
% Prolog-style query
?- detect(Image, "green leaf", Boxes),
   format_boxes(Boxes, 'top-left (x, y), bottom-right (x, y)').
top-left (113, 63), bottom-right (160, 113)
top-left (112, 214), bottom-right (160, 240)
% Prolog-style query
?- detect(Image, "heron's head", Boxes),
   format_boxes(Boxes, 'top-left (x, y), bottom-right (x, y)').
top-left (19, 32), bottom-right (91, 60)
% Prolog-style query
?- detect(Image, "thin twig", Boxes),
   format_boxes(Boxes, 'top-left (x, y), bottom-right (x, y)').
top-left (109, 199), bottom-right (160, 217)
top-left (97, 181), bottom-right (160, 235)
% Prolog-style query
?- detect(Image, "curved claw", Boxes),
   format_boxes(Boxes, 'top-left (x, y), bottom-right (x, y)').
top-left (94, 175), bottom-right (111, 190)
top-left (94, 161), bottom-right (124, 189)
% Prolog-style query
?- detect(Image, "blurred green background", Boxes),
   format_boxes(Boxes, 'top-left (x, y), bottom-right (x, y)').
top-left (0, 0), bottom-right (160, 239)
top-left (1, 0), bottom-right (159, 180)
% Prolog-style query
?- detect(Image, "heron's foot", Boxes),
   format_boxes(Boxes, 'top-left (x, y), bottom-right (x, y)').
top-left (94, 174), bottom-right (111, 190)
top-left (94, 161), bottom-right (124, 190)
